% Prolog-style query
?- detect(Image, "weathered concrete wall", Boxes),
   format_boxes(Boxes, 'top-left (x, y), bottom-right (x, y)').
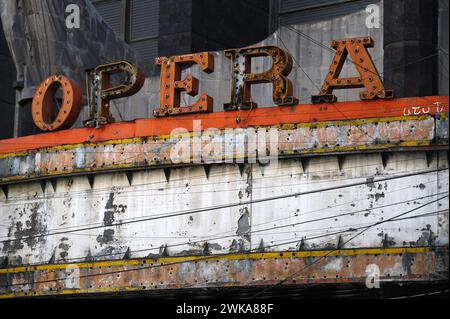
top-left (0, 150), bottom-right (448, 266)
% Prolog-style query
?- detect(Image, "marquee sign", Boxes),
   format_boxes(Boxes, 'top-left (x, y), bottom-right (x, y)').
top-left (31, 36), bottom-right (393, 132)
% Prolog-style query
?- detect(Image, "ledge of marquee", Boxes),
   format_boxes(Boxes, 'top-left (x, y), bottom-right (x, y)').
top-left (0, 96), bottom-right (447, 185)
top-left (0, 96), bottom-right (447, 155)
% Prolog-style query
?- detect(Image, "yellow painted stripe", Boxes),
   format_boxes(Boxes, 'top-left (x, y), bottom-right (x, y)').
top-left (0, 247), bottom-right (435, 275)
top-left (0, 140), bottom-right (437, 184)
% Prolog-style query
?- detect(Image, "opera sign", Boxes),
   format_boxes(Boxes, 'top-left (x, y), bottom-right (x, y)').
top-left (32, 36), bottom-right (393, 131)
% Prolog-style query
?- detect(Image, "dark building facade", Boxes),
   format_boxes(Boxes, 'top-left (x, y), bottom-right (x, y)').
top-left (0, 22), bottom-right (15, 139)
top-left (91, 0), bottom-right (272, 62)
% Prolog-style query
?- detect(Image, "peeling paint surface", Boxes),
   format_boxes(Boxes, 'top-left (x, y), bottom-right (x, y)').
top-left (0, 150), bottom-right (448, 266)
top-left (0, 247), bottom-right (447, 298)
top-left (0, 108), bottom-right (447, 298)
top-left (0, 114), bottom-right (446, 184)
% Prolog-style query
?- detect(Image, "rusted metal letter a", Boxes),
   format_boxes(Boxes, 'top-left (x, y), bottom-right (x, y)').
top-left (312, 36), bottom-right (393, 103)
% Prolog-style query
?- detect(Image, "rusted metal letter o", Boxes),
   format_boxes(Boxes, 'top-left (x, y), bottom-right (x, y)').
top-left (32, 75), bottom-right (82, 131)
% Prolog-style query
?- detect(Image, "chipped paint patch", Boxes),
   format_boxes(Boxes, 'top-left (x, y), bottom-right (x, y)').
top-left (0, 114), bottom-right (446, 184)
top-left (0, 247), bottom-right (446, 298)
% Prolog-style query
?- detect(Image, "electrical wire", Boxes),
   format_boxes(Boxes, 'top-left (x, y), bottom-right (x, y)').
top-left (0, 4), bottom-right (448, 294)
top-left (0, 203), bottom-right (446, 290)
top-left (248, 193), bottom-right (449, 298)
top-left (389, 289), bottom-right (450, 299)
top-left (0, 167), bottom-right (446, 245)
top-left (5, 186), bottom-right (445, 266)
top-left (282, 24), bottom-right (445, 109)
top-left (0, 153), bottom-right (439, 205)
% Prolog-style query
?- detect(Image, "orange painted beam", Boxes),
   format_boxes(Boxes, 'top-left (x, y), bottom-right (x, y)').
top-left (0, 96), bottom-right (448, 155)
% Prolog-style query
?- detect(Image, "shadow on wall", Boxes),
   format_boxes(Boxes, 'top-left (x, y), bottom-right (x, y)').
top-left (0, 16), bottom-right (15, 139)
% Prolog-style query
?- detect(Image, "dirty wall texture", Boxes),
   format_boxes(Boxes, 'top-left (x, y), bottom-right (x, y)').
top-left (0, 151), bottom-right (448, 266)
top-left (0, 0), bottom-right (382, 133)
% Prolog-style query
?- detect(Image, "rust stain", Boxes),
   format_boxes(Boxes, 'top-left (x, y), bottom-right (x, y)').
top-left (0, 115), bottom-right (446, 184)
top-left (0, 247), bottom-right (447, 298)
top-left (0, 96), bottom-right (447, 155)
